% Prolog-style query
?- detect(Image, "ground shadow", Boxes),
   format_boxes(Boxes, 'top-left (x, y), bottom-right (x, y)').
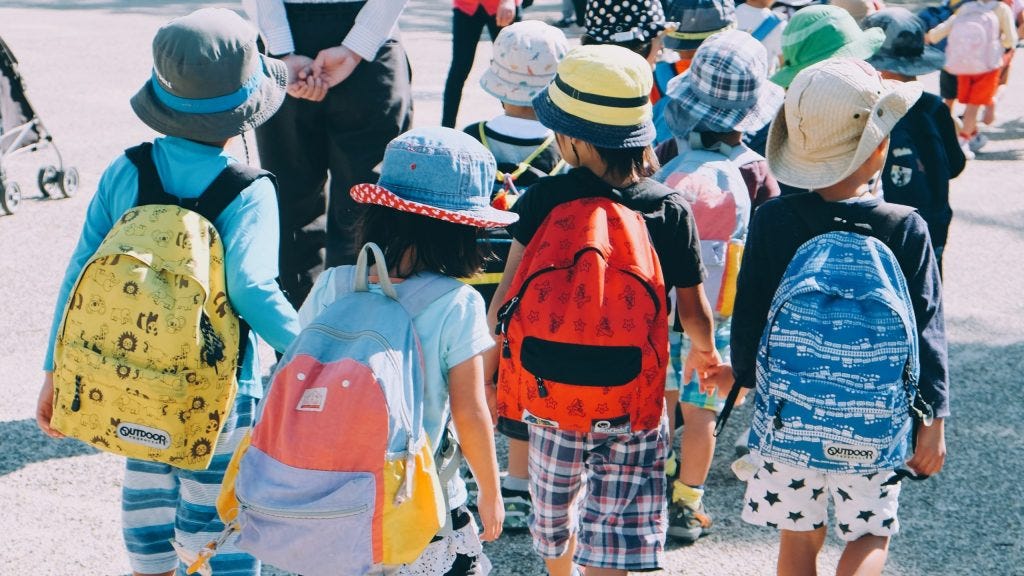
top-left (0, 418), bottom-right (96, 476)
top-left (982, 117), bottom-right (1024, 142)
top-left (974, 148), bottom-right (1023, 162)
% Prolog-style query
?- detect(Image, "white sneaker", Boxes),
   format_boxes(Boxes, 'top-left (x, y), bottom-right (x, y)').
top-left (958, 136), bottom-right (975, 161)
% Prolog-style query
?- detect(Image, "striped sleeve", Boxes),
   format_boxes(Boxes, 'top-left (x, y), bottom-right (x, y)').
top-left (342, 0), bottom-right (409, 61)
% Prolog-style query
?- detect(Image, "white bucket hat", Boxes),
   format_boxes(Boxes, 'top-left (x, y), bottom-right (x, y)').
top-left (766, 58), bottom-right (922, 190)
top-left (480, 21), bottom-right (568, 107)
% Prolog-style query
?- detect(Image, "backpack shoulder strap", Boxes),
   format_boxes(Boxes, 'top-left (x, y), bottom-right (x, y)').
top-left (125, 143), bottom-right (176, 206)
top-left (781, 192), bottom-right (916, 244)
top-left (395, 273), bottom-right (465, 318)
top-left (190, 164), bottom-right (274, 224)
top-left (124, 142), bottom-right (272, 224)
top-left (752, 13), bottom-right (783, 41)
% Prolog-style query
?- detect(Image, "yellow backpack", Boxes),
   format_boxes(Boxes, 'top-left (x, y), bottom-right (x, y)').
top-left (51, 143), bottom-right (263, 470)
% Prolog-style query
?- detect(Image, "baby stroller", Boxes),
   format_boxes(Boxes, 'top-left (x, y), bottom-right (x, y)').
top-left (0, 33), bottom-right (78, 216)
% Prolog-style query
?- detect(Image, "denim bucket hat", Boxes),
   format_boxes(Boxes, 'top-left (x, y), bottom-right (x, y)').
top-left (480, 21), bottom-right (569, 107)
top-left (771, 5), bottom-right (885, 88)
top-left (532, 45), bottom-right (656, 149)
top-left (767, 58), bottom-right (922, 189)
top-left (584, 0), bottom-right (667, 45)
top-left (863, 8), bottom-right (945, 77)
top-left (130, 8), bottom-right (287, 142)
top-left (663, 0), bottom-right (737, 50)
top-left (350, 127), bottom-right (517, 229)
top-left (664, 29), bottom-right (785, 136)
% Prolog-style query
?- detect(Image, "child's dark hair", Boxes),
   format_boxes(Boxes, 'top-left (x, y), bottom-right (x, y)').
top-left (580, 34), bottom-right (653, 59)
top-left (593, 145), bottom-right (660, 181)
top-left (354, 205), bottom-right (488, 278)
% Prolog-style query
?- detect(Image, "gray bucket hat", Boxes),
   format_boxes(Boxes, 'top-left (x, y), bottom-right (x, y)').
top-left (863, 8), bottom-right (945, 77)
top-left (663, 0), bottom-right (737, 51)
top-left (130, 8), bottom-right (288, 142)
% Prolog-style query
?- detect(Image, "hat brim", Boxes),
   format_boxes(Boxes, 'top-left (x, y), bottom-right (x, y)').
top-left (771, 27), bottom-right (885, 88)
top-left (130, 54), bottom-right (287, 142)
top-left (867, 45), bottom-right (945, 77)
top-left (532, 86), bottom-right (655, 149)
top-left (480, 68), bottom-right (550, 107)
top-left (665, 72), bottom-right (785, 136)
top-left (663, 26), bottom-right (732, 51)
top-left (766, 79), bottom-right (922, 189)
top-left (350, 183), bottom-right (519, 229)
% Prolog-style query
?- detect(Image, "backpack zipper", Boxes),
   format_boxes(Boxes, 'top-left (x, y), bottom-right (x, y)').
top-left (773, 398), bottom-right (787, 430)
top-left (238, 494), bottom-right (368, 521)
top-left (535, 377), bottom-right (549, 398)
top-left (71, 375), bottom-right (82, 412)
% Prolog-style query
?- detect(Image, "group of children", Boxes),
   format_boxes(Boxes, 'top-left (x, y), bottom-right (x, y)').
top-left (32, 0), bottom-right (986, 573)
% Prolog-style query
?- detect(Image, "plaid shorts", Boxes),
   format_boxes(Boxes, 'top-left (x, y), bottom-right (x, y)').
top-left (527, 417), bottom-right (669, 571)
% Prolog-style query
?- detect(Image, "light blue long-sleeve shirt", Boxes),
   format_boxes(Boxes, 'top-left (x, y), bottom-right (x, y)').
top-left (44, 136), bottom-right (300, 398)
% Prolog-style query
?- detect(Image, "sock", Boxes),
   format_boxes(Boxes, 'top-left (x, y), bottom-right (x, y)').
top-left (672, 481), bottom-right (705, 509)
top-left (502, 475), bottom-right (530, 494)
top-left (665, 450), bottom-right (679, 479)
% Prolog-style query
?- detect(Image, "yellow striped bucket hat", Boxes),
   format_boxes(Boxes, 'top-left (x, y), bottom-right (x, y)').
top-left (532, 45), bottom-right (655, 149)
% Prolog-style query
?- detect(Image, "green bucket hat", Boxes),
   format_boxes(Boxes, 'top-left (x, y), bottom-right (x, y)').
top-left (771, 4), bottom-right (885, 88)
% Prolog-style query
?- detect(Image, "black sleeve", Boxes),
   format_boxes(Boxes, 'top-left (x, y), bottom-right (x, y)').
top-left (506, 176), bottom-right (562, 245)
top-left (654, 195), bottom-right (706, 289)
top-left (730, 200), bottom-right (787, 389)
top-left (891, 213), bottom-right (950, 418)
top-left (934, 101), bottom-right (967, 179)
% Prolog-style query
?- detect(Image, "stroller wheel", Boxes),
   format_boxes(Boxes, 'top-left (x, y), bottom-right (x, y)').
top-left (59, 167), bottom-right (79, 198)
top-left (37, 165), bottom-right (59, 197)
top-left (1, 180), bottom-right (22, 214)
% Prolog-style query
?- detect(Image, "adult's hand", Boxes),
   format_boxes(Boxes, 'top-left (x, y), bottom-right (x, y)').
top-left (496, 0), bottom-right (516, 27)
top-left (313, 46), bottom-right (364, 89)
top-left (280, 54), bottom-right (327, 101)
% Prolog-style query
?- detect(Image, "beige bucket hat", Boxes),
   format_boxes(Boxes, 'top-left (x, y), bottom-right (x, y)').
top-left (766, 58), bottom-right (921, 190)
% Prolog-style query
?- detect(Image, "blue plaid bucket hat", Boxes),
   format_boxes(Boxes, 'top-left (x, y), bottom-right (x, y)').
top-left (664, 30), bottom-right (785, 136)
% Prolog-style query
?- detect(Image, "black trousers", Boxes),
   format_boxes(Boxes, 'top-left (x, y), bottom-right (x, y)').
top-left (256, 2), bottom-right (412, 308)
top-left (441, 6), bottom-right (513, 128)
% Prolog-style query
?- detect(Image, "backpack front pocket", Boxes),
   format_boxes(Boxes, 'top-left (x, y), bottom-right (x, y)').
top-left (235, 447), bottom-right (376, 576)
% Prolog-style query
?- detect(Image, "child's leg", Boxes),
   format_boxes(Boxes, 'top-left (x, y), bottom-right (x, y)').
top-left (508, 437), bottom-right (530, 479)
top-left (174, 396), bottom-right (259, 576)
top-left (122, 459), bottom-right (179, 576)
top-left (961, 104), bottom-right (981, 139)
top-left (677, 404), bottom-right (716, 488)
top-left (836, 535), bottom-right (891, 576)
top-left (778, 528), bottom-right (827, 576)
top-left (528, 427), bottom-right (587, 576)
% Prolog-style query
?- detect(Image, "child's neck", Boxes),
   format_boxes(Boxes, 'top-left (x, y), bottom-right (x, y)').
top-left (815, 178), bottom-right (876, 202)
top-left (502, 104), bottom-right (538, 121)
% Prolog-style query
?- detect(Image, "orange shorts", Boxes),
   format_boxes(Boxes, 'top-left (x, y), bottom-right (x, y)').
top-left (957, 68), bottom-right (1001, 105)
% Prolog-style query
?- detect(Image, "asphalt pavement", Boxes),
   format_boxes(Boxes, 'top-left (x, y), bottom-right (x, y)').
top-left (0, 1), bottom-right (1022, 575)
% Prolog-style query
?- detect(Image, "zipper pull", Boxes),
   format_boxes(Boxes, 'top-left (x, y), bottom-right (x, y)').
top-left (536, 377), bottom-right (549, 399)
top-left (772, 399), bottom-right (786, 430)
top-left (502, 338), bottom-right (511, 358)
top-left (71, 375), bottom-right (82, 412)
top-left (496, 296), bottom-right (520, 330)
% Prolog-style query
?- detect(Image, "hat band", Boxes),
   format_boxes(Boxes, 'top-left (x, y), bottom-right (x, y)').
top-left (151, 64), bottom-right (264, 114)
top-left (553, 75), bottom-right (648, 109)
top-left (666, 23), bottom-right (735, 41)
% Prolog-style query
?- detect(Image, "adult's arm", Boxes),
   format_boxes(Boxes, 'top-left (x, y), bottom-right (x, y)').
top-left (343, 0), bottom-right (410, 61)
top-left (244, 0), bottom-right (294, 56)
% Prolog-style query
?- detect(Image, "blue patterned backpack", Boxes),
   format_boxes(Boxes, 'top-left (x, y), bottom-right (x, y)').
top-left (745, 195), bottom-right (932, 473)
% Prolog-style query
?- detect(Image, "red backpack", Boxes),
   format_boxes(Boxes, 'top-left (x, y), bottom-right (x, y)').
top-left (496, 196), bottom-right (669, 433)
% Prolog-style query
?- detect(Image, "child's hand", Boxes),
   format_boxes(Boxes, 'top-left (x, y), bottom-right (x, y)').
top-left (476, 489), bottom-right (505, 542)
top-left (906, 418), bottom-right (946, 476)
top-left (700, 362), bottom-right (734, 398)
top-left (684, 347), bottom-right (724, 394)
top-left (35, 372), bottom-right (63, 439)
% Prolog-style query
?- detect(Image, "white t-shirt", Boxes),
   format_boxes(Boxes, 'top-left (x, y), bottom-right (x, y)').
top-left (736, 3), bottom-right (787, 75)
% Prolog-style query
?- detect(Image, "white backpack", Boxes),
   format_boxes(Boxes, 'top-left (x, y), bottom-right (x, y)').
top-left (945, 1), bottom-right (1003, 75)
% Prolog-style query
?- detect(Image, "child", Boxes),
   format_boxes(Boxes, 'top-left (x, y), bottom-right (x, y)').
top-left (926, 0), bottom-right (1018, 155)
top-left (489, 45), bottom-right (722, 576)
top-left (864, 7), bottom-right (967, 274)
top-left (731, 58), bottom-right (949, 575)
top-left (300, 126), bottom-right (511, 573)
top-left (442, 0), bottom-right (520, 128)
top-left (463, 19), bottom-right (568, 532)
top-left (34, 9), bottom-right (301, 576)
top-left (736, 0), bottom-right (788, 74)
top-left (653, 29), bottom-right (784, 544)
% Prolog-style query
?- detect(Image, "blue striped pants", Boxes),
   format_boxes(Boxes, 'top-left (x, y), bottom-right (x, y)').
top-left (121, 394), bottom-right (257, 576)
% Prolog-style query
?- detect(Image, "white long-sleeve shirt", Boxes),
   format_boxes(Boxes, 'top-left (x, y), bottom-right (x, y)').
top-left (243, 0), bottom-right (409, 62)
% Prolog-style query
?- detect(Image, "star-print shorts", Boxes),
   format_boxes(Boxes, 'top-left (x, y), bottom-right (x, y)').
top-left (738, 455), bottom-right (903, 542)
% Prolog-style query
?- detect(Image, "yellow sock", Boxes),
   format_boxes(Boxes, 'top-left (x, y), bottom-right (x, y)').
top-left (665, 451), bottom-right (678, 479)
top-left (672, 481), bottom-right (704, 509)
